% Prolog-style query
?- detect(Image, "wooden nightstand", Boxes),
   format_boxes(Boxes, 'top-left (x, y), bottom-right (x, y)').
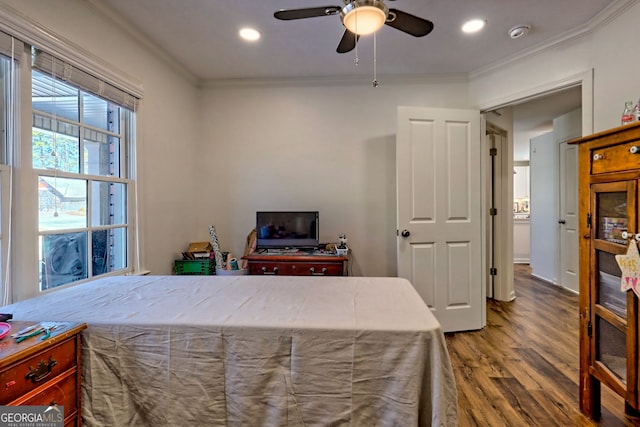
top-left (0, 321), bottom-right (87, 426)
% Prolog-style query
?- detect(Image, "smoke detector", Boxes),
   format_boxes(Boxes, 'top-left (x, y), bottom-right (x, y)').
top-left (508, 25), bottom-right (530, 39)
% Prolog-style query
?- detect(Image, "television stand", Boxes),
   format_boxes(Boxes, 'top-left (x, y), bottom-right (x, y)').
top-left (242, 253), bottom-right (348, 276)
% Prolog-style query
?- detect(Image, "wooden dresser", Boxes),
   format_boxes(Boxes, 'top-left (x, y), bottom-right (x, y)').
top-left (0, 321), bottom-right (87, 426)
top-left (573, 122), bottom-right (640, 420)
top-left (243, 254), bottom-right (348, 276)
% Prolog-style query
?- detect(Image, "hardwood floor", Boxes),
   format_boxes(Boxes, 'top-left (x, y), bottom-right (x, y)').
top-left (445, 264), bottom-right (640, 427)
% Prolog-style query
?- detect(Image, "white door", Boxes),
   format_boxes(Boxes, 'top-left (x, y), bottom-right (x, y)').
top-left (396, 106), bottom-right (484, 332)
top-left (559, 141), bottom-right (579, 292)
top-left (555, 108), bottom-right (581, 293)
top-left (530, 132), bottom-right (558, 282)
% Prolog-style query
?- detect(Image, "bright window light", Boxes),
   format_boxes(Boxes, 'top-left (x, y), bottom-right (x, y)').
top-left (462, 19), bottom-right (485, 34)
top-left (239, 28), bottom-right (261, 41)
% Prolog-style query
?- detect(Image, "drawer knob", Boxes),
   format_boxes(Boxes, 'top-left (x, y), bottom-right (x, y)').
top-left (621, 231), bottom-right (640, 241)
top-left (25, 356), bottom-right (57, 383)
top-left (593, 153), bottom-right (604, 161)
top-left (631, 146), bottom-right (640, 154)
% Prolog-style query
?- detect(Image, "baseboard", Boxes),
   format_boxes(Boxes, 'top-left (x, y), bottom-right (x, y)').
top-left (530, 272), bottom-right (557, 286)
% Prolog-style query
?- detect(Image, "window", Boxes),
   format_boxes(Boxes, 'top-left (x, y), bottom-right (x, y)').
top-left (0, 30), bottom-right (19, 304)
top-left (32, 50), bottom-right (136, 290)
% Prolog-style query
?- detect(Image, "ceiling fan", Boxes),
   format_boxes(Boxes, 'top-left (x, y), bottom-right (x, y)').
top-left (274, 0), bottom-right (434, 54)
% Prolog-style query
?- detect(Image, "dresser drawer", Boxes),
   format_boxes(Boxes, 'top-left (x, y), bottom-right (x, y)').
top-left (244, 254), bottom-right (347, 276)
top-left (289, 262), bottom-right (343, 275)
top-left (248, 261), bottom-right (288, 275)
top-left (12, 369), bottom-right (78, 413)
top-left (248, 261), bottom-right (343, 275)
top-left (0, 338), bottom-right (77, 405)
top-left (591, 141), bottom-right (640, 174)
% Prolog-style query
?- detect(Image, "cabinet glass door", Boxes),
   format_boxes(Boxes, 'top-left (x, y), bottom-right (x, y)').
top-left (595, 190), bottom-right (628, 244)
top-left (590, 181), bottom-right (636, 398)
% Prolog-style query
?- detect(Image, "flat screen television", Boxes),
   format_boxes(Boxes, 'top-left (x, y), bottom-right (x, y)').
top-left (256, 211), bottom-right (319, 250)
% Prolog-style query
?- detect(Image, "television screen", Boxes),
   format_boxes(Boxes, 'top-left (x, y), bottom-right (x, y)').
top-left (256, 211), bottom-right (319, 250)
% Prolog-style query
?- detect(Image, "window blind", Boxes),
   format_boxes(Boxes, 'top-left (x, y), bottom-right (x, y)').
top-left (0, 29), bottom-right (19, 61)
top-left (32, 48), bottom-right (138, 111)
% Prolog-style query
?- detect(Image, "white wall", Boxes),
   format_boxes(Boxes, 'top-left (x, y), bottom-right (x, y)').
top-left (0, 0), bottom-right (202, 281)
top-left (591, 4), bottom-right (640, 129)
top-left (199, 79), bottom-right (470, 276)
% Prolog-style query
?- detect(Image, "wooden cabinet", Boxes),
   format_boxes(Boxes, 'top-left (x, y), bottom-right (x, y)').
top-left (574, 122), bottom-right (640, 419)
top-left (243, 254), bottom-right (348, 276)
top-left (0, 321), bottom-right (87, 426)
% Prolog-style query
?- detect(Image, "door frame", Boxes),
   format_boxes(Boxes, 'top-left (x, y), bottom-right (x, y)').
top-left (480, 69), bottom-right (594, 301)
top-left (485, 124), bottom-right (510, 299)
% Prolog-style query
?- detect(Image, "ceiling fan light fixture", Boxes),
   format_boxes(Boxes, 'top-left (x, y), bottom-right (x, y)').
top-left (341, 0), bottom-right (388, 36)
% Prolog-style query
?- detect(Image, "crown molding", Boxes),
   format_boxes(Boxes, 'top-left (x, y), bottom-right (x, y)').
top-left (86, 0), bottom-right (198, 88)
top-left (0, 1), bottom-right (144, 98)
top-left (200, 73), bottom-right (469, 89)
top-left (470, 0), bottom-right (639, 80)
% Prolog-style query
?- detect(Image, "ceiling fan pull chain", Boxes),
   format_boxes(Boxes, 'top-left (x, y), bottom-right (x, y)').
top-left (372, 31), bottom-right (379, 87)
top-left (353, 8), bottom-right (359, 66)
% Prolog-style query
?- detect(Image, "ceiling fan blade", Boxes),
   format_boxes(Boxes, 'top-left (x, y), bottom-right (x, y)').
top-left (385, 9), bottom-right (434, 37)
top-left (336, 29), bottom-right (359, 54)
top-left (274, 6), bottom-right (341, 21)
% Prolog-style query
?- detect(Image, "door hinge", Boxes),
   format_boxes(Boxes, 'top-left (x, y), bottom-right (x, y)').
top-left (587, 321), bottom-right (592, 337)
top-left (490, 267), bottom-right (497, 276)
top-left (586, 213), bottom-right (592, 229)
top-left (489, 148), bottom-right (497, 156)
top-left (490, 208), bottom-right (497, 216)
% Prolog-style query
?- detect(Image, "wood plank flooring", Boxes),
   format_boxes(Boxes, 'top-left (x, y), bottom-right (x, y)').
top-left (445, 264), bottom-right (640, 427)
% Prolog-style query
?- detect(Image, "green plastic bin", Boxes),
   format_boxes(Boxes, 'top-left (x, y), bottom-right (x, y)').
top-left (174, 259), bottom-right (216, 275)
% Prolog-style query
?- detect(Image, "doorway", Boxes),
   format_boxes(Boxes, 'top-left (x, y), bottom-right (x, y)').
top-left (484, 76), bottom-right (591, 301)
top-left (515, 91), bottom-right (581, 291)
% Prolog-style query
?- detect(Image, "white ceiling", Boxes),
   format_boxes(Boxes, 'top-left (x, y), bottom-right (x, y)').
top-left (92, 0), bottom-right (624, 82)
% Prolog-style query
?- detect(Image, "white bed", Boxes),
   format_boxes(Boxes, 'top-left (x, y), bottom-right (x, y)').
top-left (2, 275), bottom-right (457, 426)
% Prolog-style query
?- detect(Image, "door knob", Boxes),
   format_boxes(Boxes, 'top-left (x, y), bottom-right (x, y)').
top-left (558, 219), bottom-right (566, 224)
top-left (401, 229), bottom-right (410, 237)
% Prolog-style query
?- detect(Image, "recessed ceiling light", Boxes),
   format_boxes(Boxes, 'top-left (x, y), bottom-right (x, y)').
top-left (239, 27), bottom-right (261, 41)
top-left (462, 19), bottom-right (486, 34)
